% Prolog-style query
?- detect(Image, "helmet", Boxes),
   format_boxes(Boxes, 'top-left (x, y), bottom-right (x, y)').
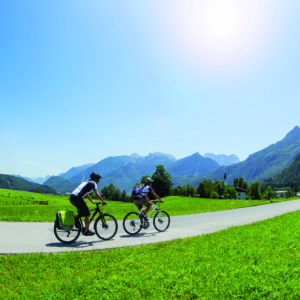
top-left (90, 172), bottom-right (102, 181)
top-left (145, 177), bottom-right (153, 184)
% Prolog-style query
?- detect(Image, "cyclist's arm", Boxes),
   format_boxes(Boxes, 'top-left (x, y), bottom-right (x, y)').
top-left (150, 190), bottom-right (164, 202)
top-left (145, 195), bottom-right (152, 203)
top-left (94, 189), bottom-right (106, 205)
top-left (86, 194), bottom-right (96, 205)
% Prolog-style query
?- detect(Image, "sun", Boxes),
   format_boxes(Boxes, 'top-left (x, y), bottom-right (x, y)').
top-left (168, 0), bottom-right (279, 71)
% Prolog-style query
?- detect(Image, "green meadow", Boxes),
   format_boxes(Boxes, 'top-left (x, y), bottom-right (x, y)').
top-left (0, 188), bottom-right (283, 222)
top-left (1, 210), bottom-right (300, 299)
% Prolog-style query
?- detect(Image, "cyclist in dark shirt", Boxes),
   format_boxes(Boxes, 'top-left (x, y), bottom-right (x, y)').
top-left (133, 177), bottom-right (164, 221)
top-left (70, 172), bottom-right (106, 236)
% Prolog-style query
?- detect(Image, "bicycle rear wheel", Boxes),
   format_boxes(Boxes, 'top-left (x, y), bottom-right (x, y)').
top-left (53, 222), bottom-right (81, 244)
top-left (123, 212), bottom-right (142, 235)
top-left (94, 213), bottom-right (118, 240)
top-left (153, 210), bottom-right (170, 232)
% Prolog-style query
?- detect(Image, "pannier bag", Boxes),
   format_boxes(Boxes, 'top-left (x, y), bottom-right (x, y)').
top-left (56, 210), bottom-right (75, 231)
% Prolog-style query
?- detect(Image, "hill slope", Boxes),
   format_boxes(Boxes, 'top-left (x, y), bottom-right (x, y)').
top-left (206, 126), bottom-right (300, 183)
top-left (169, 153), bottom-right (219, 176)
top-left (43, 176), bottom-right (78, 194)
top-left (204, 153), bottom-right (240, 166)
top-left (270, 154), bottom-right (300, 188)
top-left (0, 174), bottom-right (56, 194)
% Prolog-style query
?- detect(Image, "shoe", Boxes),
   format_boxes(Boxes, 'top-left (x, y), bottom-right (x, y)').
top-left (83, 229), bottom-right (95, 236)
top-left (142, 220), bottom-right (150, 229)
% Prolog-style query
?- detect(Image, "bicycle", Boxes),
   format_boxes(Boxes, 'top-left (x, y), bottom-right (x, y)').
top-left (54, 202), bottom-right (118, 244)
top-left (123, 200), bottom-right (170, 235)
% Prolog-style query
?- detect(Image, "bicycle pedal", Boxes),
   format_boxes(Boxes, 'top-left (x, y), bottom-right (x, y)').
top-left (142, 221), bottom-right (150, 229)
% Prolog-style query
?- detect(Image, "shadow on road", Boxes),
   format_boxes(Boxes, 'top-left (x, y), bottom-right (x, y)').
top-left (45, 237), bottom-right (110, 248)
top-left (119, 231), bottom-right (159, 239)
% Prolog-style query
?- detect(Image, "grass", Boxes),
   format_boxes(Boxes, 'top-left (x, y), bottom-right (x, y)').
top-left (1, 210), bottom-right (300, 299)
top-left (0, 188), bottom-right (287, 222)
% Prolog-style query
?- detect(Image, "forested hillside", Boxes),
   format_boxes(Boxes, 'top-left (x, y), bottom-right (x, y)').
top-left (0, 174), bottom-right (56, 194)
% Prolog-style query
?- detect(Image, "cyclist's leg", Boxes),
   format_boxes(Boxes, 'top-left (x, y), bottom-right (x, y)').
top-left (71, 195), bottom-right (91, 231)
top-left (133, 198), bottom-right (146, 221)
top-left (142, 198), bottom-right (152, 215)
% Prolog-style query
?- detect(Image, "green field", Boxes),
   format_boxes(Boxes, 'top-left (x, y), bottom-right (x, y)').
top-left (0, 188), bottom-right (282, 222)
top-left (1, 210), bottom-right (300, 299)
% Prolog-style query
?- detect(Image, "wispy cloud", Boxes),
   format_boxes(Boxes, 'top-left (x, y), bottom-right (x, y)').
top-left (13, 158), bottom-right (41, 167)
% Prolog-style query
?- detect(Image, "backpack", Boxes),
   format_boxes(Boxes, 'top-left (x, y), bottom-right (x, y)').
top-left (56, 210), bottom-right (75, 231)
top-left (132, 184), bottom-right (145, 196)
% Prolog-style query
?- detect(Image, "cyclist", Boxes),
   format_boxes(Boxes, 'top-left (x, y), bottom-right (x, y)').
top-left (132, 177), bottom-right (164, 224)
top-left (70, 172), bottom-right (106, 236)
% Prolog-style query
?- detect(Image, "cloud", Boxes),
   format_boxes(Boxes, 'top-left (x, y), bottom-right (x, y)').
top-left (13, 158), bottom-right (41, 167)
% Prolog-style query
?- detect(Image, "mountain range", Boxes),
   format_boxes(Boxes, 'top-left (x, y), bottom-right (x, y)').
top-left (205, 126), bottom-right (300, 184)
top-left (55, 126), bottom-right (300, 193)
top-left (3, 126), bottom-right (300, 194)
top-left (49, 152), bottom-right (238, 193)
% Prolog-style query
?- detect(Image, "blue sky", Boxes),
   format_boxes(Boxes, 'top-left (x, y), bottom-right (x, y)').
top-left (0, 0), bottom-right (299, 177)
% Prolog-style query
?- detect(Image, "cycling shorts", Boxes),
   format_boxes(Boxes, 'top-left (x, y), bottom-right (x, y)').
top-left (70, 194), bottom-right (90, 217)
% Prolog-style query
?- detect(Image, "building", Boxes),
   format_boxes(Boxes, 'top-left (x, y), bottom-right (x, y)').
top-left (275, 190), bottom-right (287, 198)
top-left (235, 187), bottom-right (248, 200)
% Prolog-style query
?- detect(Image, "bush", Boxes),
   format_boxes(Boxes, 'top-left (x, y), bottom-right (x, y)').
top-left (210, 191), bottom-right (219, 199)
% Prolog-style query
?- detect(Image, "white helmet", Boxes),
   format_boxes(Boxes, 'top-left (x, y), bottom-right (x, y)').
top-left (145, 177), bottom-right (153, 184)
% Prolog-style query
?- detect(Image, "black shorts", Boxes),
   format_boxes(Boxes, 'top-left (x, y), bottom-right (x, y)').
top-left (70, 194), bottom-right (90, 217)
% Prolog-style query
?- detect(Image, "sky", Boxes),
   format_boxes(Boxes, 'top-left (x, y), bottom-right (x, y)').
top-left (0, 0), bottom-right (299, 178)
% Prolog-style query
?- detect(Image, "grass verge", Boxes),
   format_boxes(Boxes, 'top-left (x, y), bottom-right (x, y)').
top-left (0, 188), bottom-right (286, 222)
top-left (1, 211), bottom-right (300, 299)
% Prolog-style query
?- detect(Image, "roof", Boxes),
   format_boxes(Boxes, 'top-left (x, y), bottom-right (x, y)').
top-left (235, 187), bottom-right (248, 193)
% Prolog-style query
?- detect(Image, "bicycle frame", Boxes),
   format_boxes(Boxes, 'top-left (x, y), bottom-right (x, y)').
top-left (76, 203), bottom-right (106, 228)
top-left (140, 201), bottom-right (161, 219)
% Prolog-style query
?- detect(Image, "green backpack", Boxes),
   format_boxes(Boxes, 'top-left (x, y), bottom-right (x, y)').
top-left (56, 210), bottom-right (75, 231)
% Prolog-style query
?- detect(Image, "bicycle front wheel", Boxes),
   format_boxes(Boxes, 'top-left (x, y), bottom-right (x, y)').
top-left (153, 210), bottom-right (170, 232)
top-left (123, 212), bottom-right (142, 235)
top-left (94, 213), bottom-right (118, 240)
top-left (54, 222), bottom-right (81, 244)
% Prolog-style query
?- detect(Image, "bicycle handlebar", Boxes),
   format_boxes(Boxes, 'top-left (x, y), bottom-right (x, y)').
top-left (152, 200), bottom-right (163, 204)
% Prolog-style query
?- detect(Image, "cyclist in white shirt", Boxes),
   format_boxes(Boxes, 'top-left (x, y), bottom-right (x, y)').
top-left (132, 177), bottom-right (164, 221)
top-left (70, 172), bottom-right (106, 236)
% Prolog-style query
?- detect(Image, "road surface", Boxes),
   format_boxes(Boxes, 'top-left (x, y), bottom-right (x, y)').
top-left (1, 200), bottom-right (300, 254)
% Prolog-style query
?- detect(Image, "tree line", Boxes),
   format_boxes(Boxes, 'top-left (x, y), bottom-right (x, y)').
top-left (96, 164), bottom-right (296, 202)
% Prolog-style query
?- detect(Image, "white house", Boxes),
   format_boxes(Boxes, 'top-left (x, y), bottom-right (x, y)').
top-left (235, 187), bottom-right (248, 200)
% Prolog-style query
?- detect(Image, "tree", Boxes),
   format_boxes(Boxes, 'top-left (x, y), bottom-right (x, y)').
top-left (112, 188), bottom-right (122, 201)
top-left (238, 177), bottom-right (244, 189)
top-left (233, 178), bottom-right (239, 187)
top-left (249, 182), bottom-right (261, 200)
top-left (223, 186), bottom-right (237, 199)
top-left (172, 186), bottom-right (181, 196)
top-left (101, 186), bottom-right (109, 199)
top-left (151, 165), bottom-right (173, 197)
top-left (121, 190), bottom-right (127, 202)
top-left (186, 184), bottom-right (197, 196)
top-left (107, 183), bottom-right (116, 200)
top-left (197, 180), bottom-right (215, 198)
top-left (263, 186), bottom-right (273, 200)
top-left (214, 180), bottom-right (225, 198)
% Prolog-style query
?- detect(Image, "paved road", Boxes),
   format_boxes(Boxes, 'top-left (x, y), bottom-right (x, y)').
top-left (1, 200), bottom-right (300, 254)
